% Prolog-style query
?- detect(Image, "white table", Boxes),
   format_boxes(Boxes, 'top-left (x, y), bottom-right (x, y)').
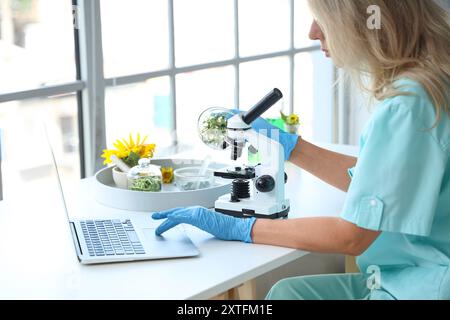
top-left (0, 144), bottom-right (357, 300)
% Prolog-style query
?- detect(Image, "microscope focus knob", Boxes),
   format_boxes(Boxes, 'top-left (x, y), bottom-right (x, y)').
top-left (255, 175), bottom-right (275, 193)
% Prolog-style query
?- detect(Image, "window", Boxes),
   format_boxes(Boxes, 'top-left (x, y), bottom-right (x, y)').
top-left (101, 0), bottom-right (334, 154)
top-left (174, 0), bottom-right (234, 67)
top-left (0, 0), bottom-right (336, 199)
top-left (239, 0), bottom-right (291, 57)
top-left (0, 95), bottom-right (80, 199)
top-left (101, 0), bottom-right (170, 77)
top-left (105, 77), bottom-right (173, 149)
top-left (0, 0), bottom-right (76, 93)
top-left (240, 57), bottom-right (291, 118)
top-left (0, 0), bottom-right (81, 199)
top-left (176, 66), bottom-right (235, 144)
top-left (295, 51), bottom-right (334, 141)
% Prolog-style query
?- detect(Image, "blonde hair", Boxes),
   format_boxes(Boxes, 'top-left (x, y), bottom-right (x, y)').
top-left (307, 0), bottom-right (450, 124)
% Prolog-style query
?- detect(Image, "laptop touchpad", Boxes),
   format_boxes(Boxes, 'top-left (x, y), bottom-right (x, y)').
top-left (142, 227), bottom-right (184, 242)
top-left (142, 228), bottom-right (166, 242)
top-left (141, 227), bottom-right (198, 256)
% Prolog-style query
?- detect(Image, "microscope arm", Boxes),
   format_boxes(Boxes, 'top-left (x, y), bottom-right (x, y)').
top-left (244, 129), bottom-right (286, 204)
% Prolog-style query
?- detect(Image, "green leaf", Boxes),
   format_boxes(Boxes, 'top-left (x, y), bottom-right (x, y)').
top-left (280, 111), bottom-right (289, 122)
top-left (122, 151), bottom-right (141, 168)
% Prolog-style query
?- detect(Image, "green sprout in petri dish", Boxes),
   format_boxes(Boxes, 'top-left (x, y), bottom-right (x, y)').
top-left (130, 176), bottom-right (162, 192)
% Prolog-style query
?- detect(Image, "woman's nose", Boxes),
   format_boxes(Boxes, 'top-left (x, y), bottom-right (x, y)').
top-left (309, 20), bottom-right (323, 41)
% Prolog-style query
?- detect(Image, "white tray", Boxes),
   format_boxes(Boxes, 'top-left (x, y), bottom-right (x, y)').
top-left (93, 159), bottom-right (232, 212)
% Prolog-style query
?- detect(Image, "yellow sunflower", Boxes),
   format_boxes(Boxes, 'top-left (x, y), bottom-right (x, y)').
top-left (288, 114), bottom-right (299, 125)
top-left (101, 133), bottom-right (156, 168)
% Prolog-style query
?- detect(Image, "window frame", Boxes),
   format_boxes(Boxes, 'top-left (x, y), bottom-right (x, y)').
top-left (101, 0), bottom-right (323, 153)
top-left (0, 0), bottom-right (336, 182)
top-left (0, 0), bottom-right (87, 194)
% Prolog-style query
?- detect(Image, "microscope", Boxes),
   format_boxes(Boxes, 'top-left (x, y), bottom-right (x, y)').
top-left (210, 89), bottom-right (290, 219)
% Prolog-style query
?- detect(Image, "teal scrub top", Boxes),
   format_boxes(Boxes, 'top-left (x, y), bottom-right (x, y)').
top-left (341, 78), bottom-right (450, 300)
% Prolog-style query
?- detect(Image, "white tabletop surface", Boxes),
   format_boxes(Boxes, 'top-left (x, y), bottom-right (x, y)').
top-left (0, 144), bottom-right (357, 300)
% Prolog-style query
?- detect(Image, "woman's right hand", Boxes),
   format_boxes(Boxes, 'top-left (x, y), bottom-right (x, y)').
top-left (230, 109), bottom-right (299, 161)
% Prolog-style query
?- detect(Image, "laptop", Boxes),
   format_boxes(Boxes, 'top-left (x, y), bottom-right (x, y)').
top-left (46, 129), bottom-right (200, 265)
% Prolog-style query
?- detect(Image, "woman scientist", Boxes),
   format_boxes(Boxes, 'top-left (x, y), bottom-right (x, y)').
top-left (152, 0), bottom-right (450, 300)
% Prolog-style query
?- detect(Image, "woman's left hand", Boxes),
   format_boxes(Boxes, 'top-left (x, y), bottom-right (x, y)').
top-left (152, 206), bottom-right (256, 243)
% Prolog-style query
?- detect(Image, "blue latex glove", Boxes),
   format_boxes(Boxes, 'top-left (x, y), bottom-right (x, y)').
top-left (230, 109), bottom-right (299, 161)
top-left (152, 206), bottom-right (256, 243)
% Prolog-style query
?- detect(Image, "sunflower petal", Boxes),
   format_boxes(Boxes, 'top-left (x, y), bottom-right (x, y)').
top-left (122, 138), bottom-right (131, 149)
top-left (136, 133), bottom-right (141, 146)
top-left (129, 133), bottom-right (135, 148)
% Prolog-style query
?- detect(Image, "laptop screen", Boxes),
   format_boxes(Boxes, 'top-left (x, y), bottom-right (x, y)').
top-left (44, 125), bottom-right (72, 225)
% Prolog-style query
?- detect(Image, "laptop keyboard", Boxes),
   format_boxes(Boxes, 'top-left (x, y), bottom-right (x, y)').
top-left (80, 219), bottom-right (146, 257)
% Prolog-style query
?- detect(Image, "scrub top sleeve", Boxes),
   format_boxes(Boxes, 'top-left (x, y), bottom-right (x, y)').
top-left (341, 101), bottom-right (446, 236)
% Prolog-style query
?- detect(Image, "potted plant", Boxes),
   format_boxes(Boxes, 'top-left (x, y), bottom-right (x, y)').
top-left (280, 111), bottom-right (300, 134)
top-left (101, 134), bottom-right (156, 189)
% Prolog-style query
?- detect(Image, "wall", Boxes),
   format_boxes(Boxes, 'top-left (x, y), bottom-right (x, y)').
top-left (347, 81), bottom-right (372, 145)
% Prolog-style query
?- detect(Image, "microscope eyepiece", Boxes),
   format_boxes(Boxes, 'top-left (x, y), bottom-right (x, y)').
top-left (242, 88), bottom-right (283, 125)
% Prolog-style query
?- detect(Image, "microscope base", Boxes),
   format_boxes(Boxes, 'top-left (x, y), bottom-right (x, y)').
top-left (215, 207), bottom-right (289, 219)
